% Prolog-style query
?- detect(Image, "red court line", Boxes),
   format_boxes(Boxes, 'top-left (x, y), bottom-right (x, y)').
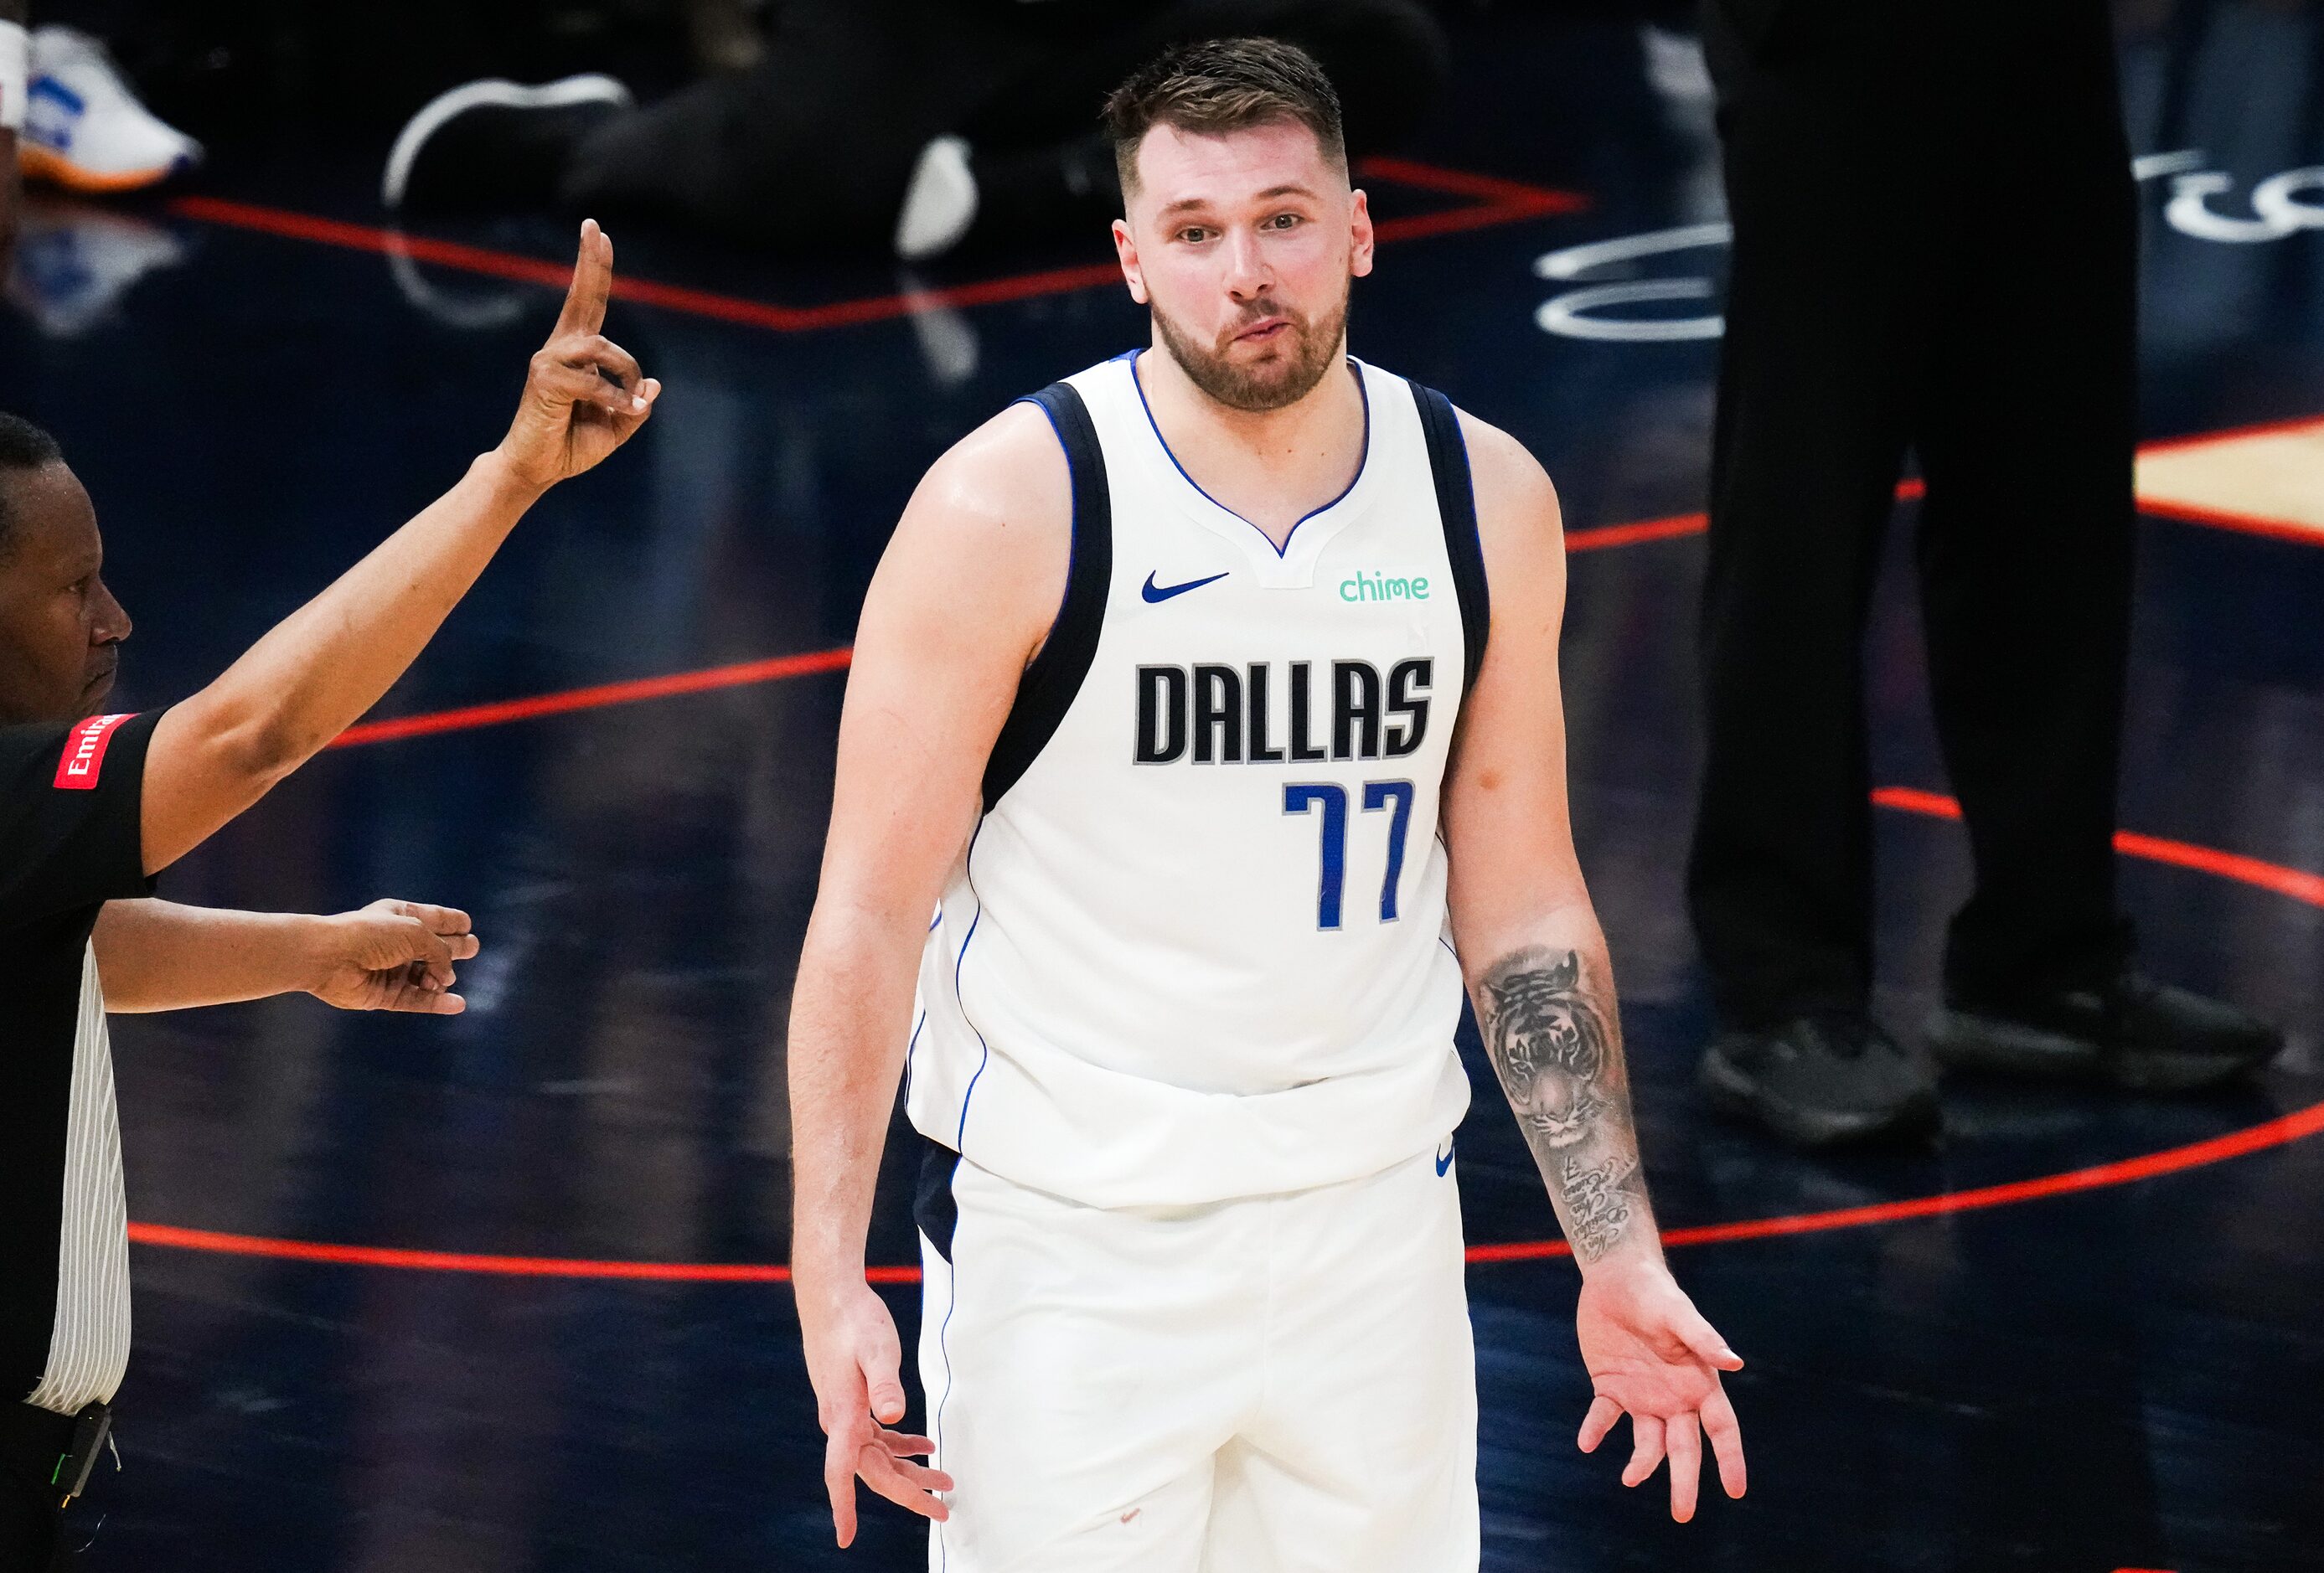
top-left (172, 197), bottom-right (1128, 335)
top-left (1567, 511), bottom-right (1706, 552)
top-left (1565, 480), bottom-right (1924, 554)
top-left (1873, 786), bottom-right (2324, 909)
top-left (1870, 785), bottom-right (1964, 820)
top-left (328, 646), bottom-right (852, 748)
top-left (1468, 1096), bottom-right (2324, 1261)
top-left (1357, 155), bottom-right (1586, 210)
top-left (1561, 462), bottom-right (2324, 556)
top-left (2135, 411), bottom-right (2324, 456)
top-left (2134, 494), bottom-right (2324, 549)
top-left (169, 160), bottom-right (1583, 338)
top-left (121, 1223), bottom-right (923, 1284)
top-left (126, 797), bottom-right (2324, 1282)
top-left (130, 1091), bottom-right (2324, 1281)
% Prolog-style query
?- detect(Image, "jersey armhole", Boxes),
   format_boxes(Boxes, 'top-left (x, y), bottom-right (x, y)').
top-left (979, 382), bottom-right (1113, 808)
top-left (1412, 383), bottom-right (1490, 698)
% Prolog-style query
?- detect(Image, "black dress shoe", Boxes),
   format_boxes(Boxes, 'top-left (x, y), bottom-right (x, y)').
top-left (1926, 971), bottom-right (2283, 1092)
top-left (1699, 1014), bottom-right (1942, 1148)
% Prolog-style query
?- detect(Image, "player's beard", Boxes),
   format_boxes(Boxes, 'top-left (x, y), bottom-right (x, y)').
top-left (1151, 285), bottom-right (1351, 414)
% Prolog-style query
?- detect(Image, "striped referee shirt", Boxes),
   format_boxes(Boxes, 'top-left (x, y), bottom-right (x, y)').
top-left (1, 709), bottom-right (161, 1416)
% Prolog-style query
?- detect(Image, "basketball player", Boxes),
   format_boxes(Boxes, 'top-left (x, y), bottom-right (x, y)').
top-left (789, 39), bottom-right (1747, 1568)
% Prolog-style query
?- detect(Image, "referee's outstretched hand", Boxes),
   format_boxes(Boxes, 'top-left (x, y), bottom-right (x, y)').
top-left (306, 899), bottom-right (482, 1014)
top-left (495, 219), bottom-right (661, 492)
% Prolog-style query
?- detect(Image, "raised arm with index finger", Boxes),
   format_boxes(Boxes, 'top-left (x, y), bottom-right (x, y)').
top-left (137, 219), bottom-right (659, 873)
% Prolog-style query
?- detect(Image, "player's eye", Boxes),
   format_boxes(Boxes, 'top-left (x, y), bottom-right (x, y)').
top-left (1176, 226), bottom-right (1211, 245)
top-left (1266, 212), bottom-right (1302, 230)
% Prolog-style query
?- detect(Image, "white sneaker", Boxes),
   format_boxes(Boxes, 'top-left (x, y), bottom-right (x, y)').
top-left (895, 135), bottom-right (979, 261)
top-left (20, 27), bottom-right (202, 193)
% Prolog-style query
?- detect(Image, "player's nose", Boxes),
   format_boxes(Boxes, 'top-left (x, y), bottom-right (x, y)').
top-left (1221, 228), bottom-right (1271, 297)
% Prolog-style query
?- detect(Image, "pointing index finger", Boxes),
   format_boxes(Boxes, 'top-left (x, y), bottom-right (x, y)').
top-left (554, 219), bottom-right (613, 341)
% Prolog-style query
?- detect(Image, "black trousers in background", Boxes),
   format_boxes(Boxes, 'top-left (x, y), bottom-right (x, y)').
top-left (561, 0), bottom-right (1449, 253)
top-left (1688, 0), bottom-right (2137, 1031)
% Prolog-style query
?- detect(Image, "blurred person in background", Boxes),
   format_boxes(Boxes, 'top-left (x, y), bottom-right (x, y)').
top-left (379, 0), bottom-right (1449, 260)
top-left (1686, 0), bottom-right (2281, 1149)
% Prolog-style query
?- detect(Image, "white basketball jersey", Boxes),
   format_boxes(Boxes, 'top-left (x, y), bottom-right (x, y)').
top-left (904, 352), bottom-right (1489, 1209)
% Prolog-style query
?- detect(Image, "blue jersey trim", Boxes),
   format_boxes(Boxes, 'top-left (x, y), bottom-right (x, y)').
top-left (984, 384), bottom-right (1111, 807)
top-left (901, 1008), bottom-right (928, 1102)
top-left (1412, 382), bottom-right (1490, 697)
top-left (931, 1213), bottom-right (963, 1572)
top-left (1127, 351), bottom-right (1371, 560)
top-left (952, 826), bottom-right (994, 1153)
top-left (1007, 392), bottom-right (1079, 653)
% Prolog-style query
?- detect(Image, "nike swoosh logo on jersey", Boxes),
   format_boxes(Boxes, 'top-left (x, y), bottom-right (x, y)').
top-left (1435, 1140), bottom-right (1455, 1176)
top-left (1141, 570), bottom-right (1229, 603)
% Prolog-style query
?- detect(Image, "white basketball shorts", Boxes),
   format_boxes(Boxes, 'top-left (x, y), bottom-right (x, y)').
top-left (915, 1140), bottom-right (1479, 1572)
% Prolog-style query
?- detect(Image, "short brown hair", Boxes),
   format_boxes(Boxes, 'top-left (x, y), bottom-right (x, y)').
top-left (1102, 37), bottom-right (1347, 198)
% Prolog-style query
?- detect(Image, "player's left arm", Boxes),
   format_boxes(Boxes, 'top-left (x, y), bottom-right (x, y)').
top-left (93, 897), bottom-right (478, 1013)
top-left (1441, 410), bottom-right (1747, 1523)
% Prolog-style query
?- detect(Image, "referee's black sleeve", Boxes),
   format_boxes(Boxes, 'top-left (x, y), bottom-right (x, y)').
top-left (0, 709), bottom-right (166, 929)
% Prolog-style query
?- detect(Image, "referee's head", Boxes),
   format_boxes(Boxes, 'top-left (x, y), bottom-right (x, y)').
top-left (0, 414), bottom-right (131, 728)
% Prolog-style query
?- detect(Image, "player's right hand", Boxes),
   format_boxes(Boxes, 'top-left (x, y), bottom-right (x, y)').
top-left (1573, 1257), bottom-right (1747, 1524)
top-left (495, 219), bottom-right (660, 491)
top-left (799, 1277), bottom-right (953, 1547)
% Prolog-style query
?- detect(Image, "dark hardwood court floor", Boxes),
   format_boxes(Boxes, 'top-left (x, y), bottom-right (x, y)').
top-left (6, 4), bottom-right (2322, 1570)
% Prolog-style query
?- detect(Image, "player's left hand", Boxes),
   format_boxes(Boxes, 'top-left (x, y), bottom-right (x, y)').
top-left (305, 899), bottom-right (480, 1013)
top-left (1574, 1256), bottom-right (1747, 1522)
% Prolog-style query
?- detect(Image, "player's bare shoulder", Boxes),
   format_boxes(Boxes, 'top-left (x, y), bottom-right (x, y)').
top-left (866, 400), bottom-right (1073, 667)
top-left (895, 401), bottom-right (1072, 565)
top-left (1450, 408), bottom-right (1566, 601)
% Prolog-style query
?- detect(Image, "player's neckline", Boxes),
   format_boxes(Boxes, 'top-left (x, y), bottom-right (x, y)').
top-left (1125, 350), bottom-right (1375, 565)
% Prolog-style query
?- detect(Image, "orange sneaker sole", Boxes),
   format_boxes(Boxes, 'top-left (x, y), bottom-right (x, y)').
top-left (20, 139), bottom-right (176, 193)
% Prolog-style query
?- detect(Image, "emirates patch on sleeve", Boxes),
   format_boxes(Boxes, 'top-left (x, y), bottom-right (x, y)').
top-left (54, 714), bottom-right (134, 791)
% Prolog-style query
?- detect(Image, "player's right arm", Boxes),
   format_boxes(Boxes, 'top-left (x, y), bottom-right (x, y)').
top-left (136, 221), bottom-right (658, 875)
top-left (788, 401), bottom-right (1069, 1549)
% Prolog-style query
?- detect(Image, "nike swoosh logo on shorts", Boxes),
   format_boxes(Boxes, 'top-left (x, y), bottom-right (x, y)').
top-left (1435, 1140), bottom-right (1455, 1176)
top-left (1141, 570), bottom-right (1229, 603)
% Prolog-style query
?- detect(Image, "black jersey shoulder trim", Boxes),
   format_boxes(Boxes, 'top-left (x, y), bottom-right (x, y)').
top-left (1412, 381), bottom-right (1490, 697)
top-left (981, 381), bottom-right (1113, 808)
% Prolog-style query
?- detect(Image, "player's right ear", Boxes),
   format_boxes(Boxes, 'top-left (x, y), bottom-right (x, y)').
top-left (1112, 218), bottom-right (1148, 305)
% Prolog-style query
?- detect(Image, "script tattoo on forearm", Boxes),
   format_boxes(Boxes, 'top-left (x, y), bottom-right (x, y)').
top-left (1558, 1153), bottom-right (1636, 1261)
top-left (1476, 947), bottom-right (1648, 1263)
